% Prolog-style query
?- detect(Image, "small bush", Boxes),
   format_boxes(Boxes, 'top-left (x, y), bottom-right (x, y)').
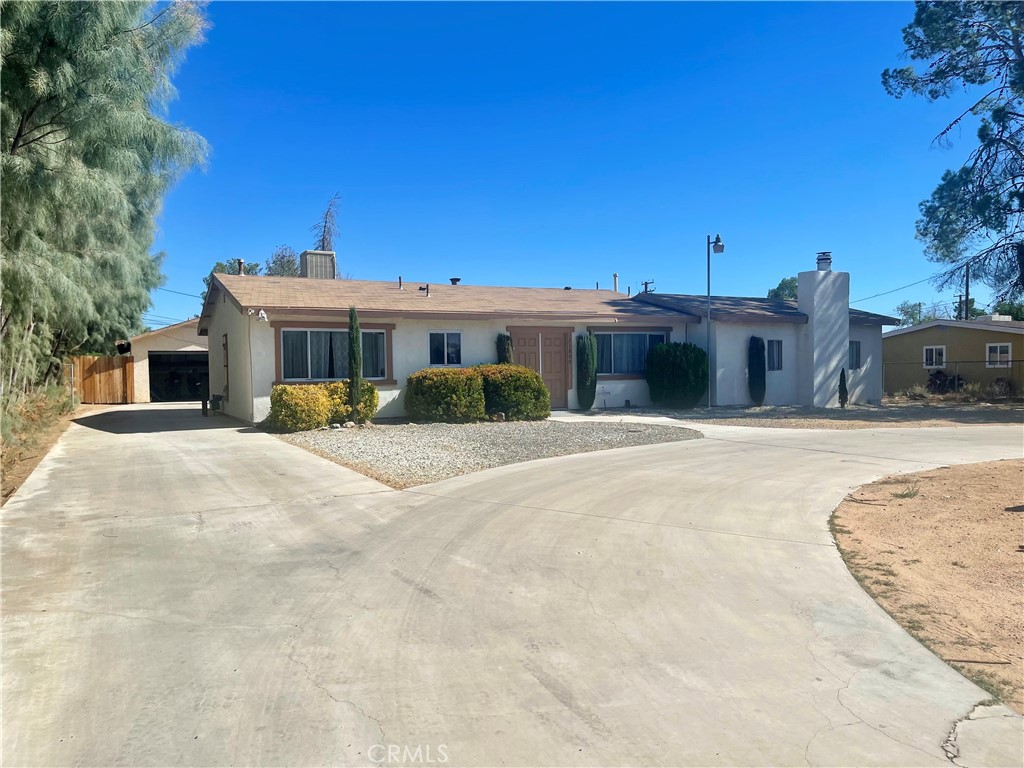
top-left (985, 377), bottom-right (1012, 399)
top-left (838, 367), bottom-right (848, 409)
top-left (927, 369), bottom-right (964, 394)
top-left (748, 336), bottom-right (766, 406)
top-left (958, 381), bottom-right (984, 401)
top-left (904, 384), bottom-right (929, 400)
top-left (405, 368), bottom-right (486, 423)
top-left (323, 380), bottom-right (380, 423)
top-left (646, 342), bottom-right (708, 409)
top-left (269, 384), bottom-right (331, 432)
top-left (476, 364), bottom-right (550, 420)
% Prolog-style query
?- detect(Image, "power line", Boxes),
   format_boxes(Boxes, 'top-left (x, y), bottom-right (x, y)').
top-left (155, 286), bottom-right (203, 298)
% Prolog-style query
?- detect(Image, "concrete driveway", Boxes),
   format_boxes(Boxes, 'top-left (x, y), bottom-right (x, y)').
top-left (2, 404), bottom-right (1021, 767)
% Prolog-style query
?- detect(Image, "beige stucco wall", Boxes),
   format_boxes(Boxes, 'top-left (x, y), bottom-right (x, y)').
top-left (130, 321), bottom-right (207, 403)
top-left (883, 324), bottom-right (1023, 394)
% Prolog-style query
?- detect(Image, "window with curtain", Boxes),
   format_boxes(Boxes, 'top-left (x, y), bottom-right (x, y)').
top-left (986, 343), bottom-right (1011, 368)
top-left (848, 340), bottom-right (862, 370)
top-left (281, 329), bottom-right (386, 380)
top-left (767, 340), bottom-right (783, 371)
top-left (594, 332), bottom-right (667, 374)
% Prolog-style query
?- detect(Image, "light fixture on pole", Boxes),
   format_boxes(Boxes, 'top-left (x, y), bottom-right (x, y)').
top-left (706, 234), bottom-right (724, 407)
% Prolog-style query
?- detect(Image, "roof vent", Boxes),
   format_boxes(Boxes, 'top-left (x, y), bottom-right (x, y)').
top-left (816, 251), bottom-right (832, 272)
top-left (450, 277), bottom-right (461, 285)
top-left (564, 286), bottom-right (572, 290)
top-left (299, 250), bottom-right (337, 280)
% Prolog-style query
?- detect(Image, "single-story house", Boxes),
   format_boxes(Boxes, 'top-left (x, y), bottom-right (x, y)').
top-left (126, 319), bottom-right (209, 403)
top-left (197, 250), bottom-right (897, 423)
top-left (882, 315), bottom-right (1023, 394)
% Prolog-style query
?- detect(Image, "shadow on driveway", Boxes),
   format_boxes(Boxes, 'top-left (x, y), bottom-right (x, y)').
top-left (74, 405), bottom-right (260, 435)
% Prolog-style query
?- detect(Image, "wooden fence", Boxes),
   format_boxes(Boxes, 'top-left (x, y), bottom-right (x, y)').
top-left (70, 355), bottom-right (134, 404)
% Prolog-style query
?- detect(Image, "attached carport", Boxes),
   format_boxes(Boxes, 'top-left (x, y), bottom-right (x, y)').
top-left (128, 319), bottom-right (209, 403)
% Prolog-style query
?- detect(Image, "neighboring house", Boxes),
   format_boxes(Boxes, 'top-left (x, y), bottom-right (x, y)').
top-left (197, 250), bottom-right (895, 423)
top-left (127, 319), bottom-right (209, 403)
top-left (882, 315), bottom-right (1023, 394)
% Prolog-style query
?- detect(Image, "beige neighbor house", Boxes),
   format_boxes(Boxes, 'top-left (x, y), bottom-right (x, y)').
top-left (882, 315), bottom-right (1024, 395)
top-left (127, 319), bottom-right (209, 403)
top-left (197, 250), bottom-right (896, 423)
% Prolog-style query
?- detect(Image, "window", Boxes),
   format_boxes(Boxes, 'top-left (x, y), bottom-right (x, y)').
top-left (767, 339), bottom-right (783, 371)
top-left (923, 346), bottom-right (945, 369)
top-left (429, 331), bottom-right (462, 366)
top-left (281, 329), bottom-right (387, 380)
top-left (848, 340), bottom-right (862, 370)
top-left (595, 332), bottom-right (667, 375)
top-left (986, 343), bottom-right (1011, 368)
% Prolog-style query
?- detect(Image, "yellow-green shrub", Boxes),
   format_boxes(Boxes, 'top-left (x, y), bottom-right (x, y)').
top-left (405, 368), bottom-right (486, 422)
top-left (269, 384), bottom-right (331, 432)
top-left (476, 364), bottom-right (550, 420)
top-left (325, 380), bottom-right (380, 423)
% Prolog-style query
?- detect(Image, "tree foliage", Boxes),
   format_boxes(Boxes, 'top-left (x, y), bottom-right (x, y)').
top-left (767, 276), bottom-right (798, 300)
top-left (991, 299), bottom-right (1024, 320)
top-left (883, 2), bottom-right (1024, 299)
top-left (748, 336), bottom-right (766, 406)
top-left (311, 193), bottom-right (341, 253)
top-left (894, 300), bottom-right (948, 326)
top-left (575, 332), bottom-right (597, 411)
top-left (347, 306), bottom-right (362, 419)
top-left (264, 245), bottom-right (300, 277)
top-left (1, 0), bottom-right (207, 395)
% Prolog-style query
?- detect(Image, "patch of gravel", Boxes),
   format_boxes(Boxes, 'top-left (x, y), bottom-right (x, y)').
top-left (280, 421), bottom-right (700, 488)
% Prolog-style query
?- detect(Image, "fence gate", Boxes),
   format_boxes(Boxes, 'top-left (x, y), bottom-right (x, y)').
top-left (70, 355), bottom-right (134, 404)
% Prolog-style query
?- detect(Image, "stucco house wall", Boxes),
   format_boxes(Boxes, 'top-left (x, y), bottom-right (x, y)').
top-left (883, 323), bottom-right (1023, 394)
top-left (129, 320), bottom-right (208, 403)
top-left (711, 322), bottom-right (802, 406)
top-left (847, 324), bottom-right (883, 404)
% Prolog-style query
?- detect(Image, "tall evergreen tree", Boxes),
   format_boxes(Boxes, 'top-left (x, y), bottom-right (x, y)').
top-left (347, 306), bottom-right (362, 419)
top-left (1, 0), bottom-right (208, 395)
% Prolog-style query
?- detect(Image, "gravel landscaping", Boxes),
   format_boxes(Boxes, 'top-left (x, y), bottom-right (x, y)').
top-left (279, 420), bottom-right (701, 488)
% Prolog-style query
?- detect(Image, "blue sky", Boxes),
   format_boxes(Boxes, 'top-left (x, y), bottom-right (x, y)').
top-left (149, 1), bottom-right (987, 328)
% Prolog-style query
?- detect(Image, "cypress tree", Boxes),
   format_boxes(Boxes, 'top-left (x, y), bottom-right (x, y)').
top-left (748, 336), bottom-right (766, 406)
top-left (575, 332), bottom-right (598, 411)
top-left (348, 306), bottom-right (362, 419)
top-left (839, 368), bottom-right (848, 409)
top-left (496, 333), bottom-right (514, 364)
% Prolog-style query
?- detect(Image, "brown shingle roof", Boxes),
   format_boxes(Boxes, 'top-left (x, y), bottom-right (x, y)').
top-left (633, 293), bottom-right (899, 326)
top-left (203, 274), bottom-right (687, 324)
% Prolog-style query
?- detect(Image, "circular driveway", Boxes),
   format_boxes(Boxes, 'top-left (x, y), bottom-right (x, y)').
top-left (3, 405), bottom-right (1021, 766)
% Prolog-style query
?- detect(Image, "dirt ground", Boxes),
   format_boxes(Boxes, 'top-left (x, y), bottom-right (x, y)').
top-left (832, 460), bottom-right (1023, 713)
top-left (629, 400), bottom-right (1024, 429)
top-left (1, 404), bottom-right (104, 505)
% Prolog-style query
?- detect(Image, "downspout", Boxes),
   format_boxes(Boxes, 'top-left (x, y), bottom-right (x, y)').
top-left (247, 313), bottom-right (255, 424)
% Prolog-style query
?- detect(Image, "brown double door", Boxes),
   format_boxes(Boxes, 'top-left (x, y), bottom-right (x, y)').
top-left (508, 327), bottom-right (570, 409)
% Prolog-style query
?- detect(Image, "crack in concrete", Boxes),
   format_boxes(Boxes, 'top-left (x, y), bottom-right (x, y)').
top-left (941, 700), bottom-right (1001, 766)
top-left (286, 649), bottom-right (387, 744)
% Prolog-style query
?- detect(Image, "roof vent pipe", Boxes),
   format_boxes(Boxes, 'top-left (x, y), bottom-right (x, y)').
top-left (596, 281), bottom-right (599, 289)
top-left (613, 273), bottom-right (619, 292)
top-left (399, 276), bottom-right (403, 290)
top-left (816, 251), bottom-right (832, 272)
top-left (450, 277), bottom-right (461, 285)
top-left (426, 283), bottom-right (430, 297)
top-left (238, 258), bottom-right (245, 275)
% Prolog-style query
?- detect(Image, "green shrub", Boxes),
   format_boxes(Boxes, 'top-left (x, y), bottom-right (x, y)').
top-left (405, 368), bottom-right (486, 422)
top-left (476, 364), bottom-right (550, 420)
top-left (748, 336), bottom-right (766, 406)
top-left (496, 333), bottom-right (514, 364)
top-left (269, 384), bottom-right (331, 432)
top-left (576, 332), bottom-right (598, 411)
top-left (646, 342), bottom-right (708, 409)
top-left (323, 380), bottom-right (380, 423)
top-left (838, 367), bottom-right (848, 409)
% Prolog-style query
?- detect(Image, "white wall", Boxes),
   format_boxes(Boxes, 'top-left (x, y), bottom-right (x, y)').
top-left (847, 324), bottom-right (883, 404)
top-left (206, 295), bottom-right (253, 423)
top-left (798, 269), bottom-right (851, 407)
top-left (131, 322), bottom-right (207, 403)
top-left (712, 322), bottom-right (802, 406)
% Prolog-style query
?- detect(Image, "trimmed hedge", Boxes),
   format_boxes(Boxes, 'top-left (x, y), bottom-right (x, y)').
top-left (405, 368), bottom-right (486, 423)
top-left (269, 384), bottom-right (331, 432)
top-left (269, 380), bottom-right (379, 432)
top-left (646, 342), bottom-right (708, 409)
top-left (324, 379), bottom-right (380, 424)
top-left (476, 364), bottom-right (550, 420)
top-left (496, 333), bottom-right (514, 364)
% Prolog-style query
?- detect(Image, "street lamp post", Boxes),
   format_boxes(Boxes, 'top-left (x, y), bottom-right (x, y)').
top-left (706, 234), bottom-right (724, 407)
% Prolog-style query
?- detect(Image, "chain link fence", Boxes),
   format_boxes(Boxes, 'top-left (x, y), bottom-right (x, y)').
top-left (883, 359), bottom-right (1023, 396)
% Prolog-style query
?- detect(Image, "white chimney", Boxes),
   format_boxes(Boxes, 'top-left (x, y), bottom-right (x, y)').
top-left (299, 250), bottom-right (337, 280)
top-left (816, 251), bottom-right (832, 272)
top-left (798, 252), bottom-right (849, 407)
top-left (613, 273), bottom-right (619, 292)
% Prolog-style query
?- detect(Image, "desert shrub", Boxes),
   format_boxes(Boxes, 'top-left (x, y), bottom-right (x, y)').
top-left (748, 336), bottom-right (766, 406)
top-left (269, 384), bottom-right (331, 432)
top-left (496, 333), bottom-right (514, 364)
top-left (476, 364), bottom-right (550, 420)
top-left (904, 384), bottom-right (929, 400)
top-left (838, 367), bottom-right (848, 409)
top-left (575, 332), bottom-right (598, 411)
top-left (928, 369), bottom-right (964, 393)
top-left (646, 342), bottom-right (708, 408)
top-left (323, 380), bottom-right (380, 423)
top-left (985, 377), bottom-right (1012, 399)
top-left (958, 381), bottom-right (984, 401)
top-left (405, 368), bottom-right (486, 422)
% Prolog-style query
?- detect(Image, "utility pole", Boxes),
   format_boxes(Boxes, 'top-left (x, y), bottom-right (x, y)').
top-left (956, 294), bottom-right (964, 321)
top-left (964, 262), bottom-right (971, 320)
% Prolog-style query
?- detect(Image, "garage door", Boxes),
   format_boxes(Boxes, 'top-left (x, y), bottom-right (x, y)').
top-left (149, 352), bottom-right (209, 402)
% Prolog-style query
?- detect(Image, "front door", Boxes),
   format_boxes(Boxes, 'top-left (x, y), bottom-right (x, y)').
top-left (508, 327), bottom-right (570, 409)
